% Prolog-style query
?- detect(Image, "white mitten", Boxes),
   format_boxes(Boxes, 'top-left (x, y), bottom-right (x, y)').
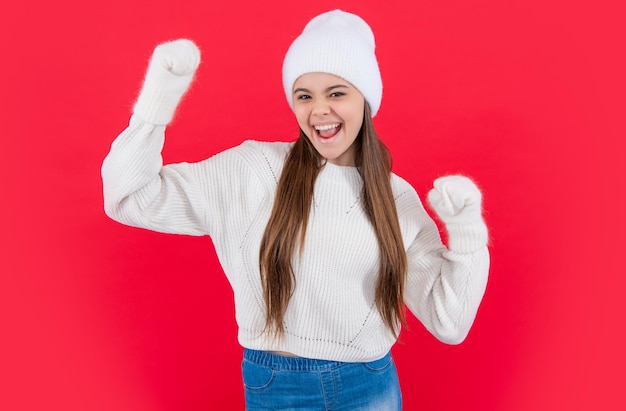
top-left (428, 176), bottom-right (483, 224)
top-left (428, 175), bottom-right (488, 252)
top-left (133, 39), bottom-right (201, 125)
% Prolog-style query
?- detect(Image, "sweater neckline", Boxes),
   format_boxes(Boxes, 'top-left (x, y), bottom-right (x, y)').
top-left (317, 162), bottom-right (363, 186)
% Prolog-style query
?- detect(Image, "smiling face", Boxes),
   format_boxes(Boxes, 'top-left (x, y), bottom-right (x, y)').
top-left (292, 72), bottom-right (366, 166)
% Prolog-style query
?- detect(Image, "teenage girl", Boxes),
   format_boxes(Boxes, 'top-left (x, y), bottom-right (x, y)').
top-left (102, 9), bottom-right (490, 411)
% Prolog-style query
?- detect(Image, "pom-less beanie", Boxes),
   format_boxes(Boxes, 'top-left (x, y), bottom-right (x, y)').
top-left (282, 10), bottom-right (383, 117)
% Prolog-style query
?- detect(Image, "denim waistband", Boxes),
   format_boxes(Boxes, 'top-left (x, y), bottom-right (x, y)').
top-left (243, 349), bottom-right (391, 371)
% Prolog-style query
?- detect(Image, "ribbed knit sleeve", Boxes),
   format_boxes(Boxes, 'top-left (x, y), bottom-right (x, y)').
top-left (101, 115), bottom-right (271, 239)
top-left (393, 177), bottom-right (490, 345)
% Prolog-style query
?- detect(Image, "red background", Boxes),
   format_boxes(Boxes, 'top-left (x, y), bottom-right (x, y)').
top-left (1, 0), bottom-right (624, 410)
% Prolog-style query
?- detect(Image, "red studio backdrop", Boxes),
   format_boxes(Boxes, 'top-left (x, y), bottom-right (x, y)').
top-left (1, 0), bottom-right (624, 410)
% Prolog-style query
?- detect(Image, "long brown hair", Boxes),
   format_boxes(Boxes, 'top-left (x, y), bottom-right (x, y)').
top-left (259, 103), bottom-right (408, 338)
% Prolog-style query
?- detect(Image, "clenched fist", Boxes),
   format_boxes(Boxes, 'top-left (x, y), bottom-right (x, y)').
top-left (427, 176), bottom-right (488, 253)
top-left (133, 39), bottom-right (201, 125)
top-left (428, 175), bottom-right (483, 225)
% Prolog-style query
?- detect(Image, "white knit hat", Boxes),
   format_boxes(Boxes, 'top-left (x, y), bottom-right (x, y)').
top-left (282, 10), bottom-right (383, 117)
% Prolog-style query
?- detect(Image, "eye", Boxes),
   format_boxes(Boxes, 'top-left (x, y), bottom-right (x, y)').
top-left (296, 94), bottom-right (311, 100)
top-left (329, 92), bottom-right (345, 98)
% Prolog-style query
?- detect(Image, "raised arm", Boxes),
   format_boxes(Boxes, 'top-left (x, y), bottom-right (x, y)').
top-left (101, 39), bottom-right (211, 235)
top-left (404, 176), bottom-right (490, 344)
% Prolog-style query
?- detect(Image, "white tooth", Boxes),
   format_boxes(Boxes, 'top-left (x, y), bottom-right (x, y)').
top-left (315, 124), bottom-right (339, 131)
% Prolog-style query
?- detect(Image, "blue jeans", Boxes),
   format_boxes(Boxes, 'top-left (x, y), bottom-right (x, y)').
top-left (242, 349), bottom-right (402, 410)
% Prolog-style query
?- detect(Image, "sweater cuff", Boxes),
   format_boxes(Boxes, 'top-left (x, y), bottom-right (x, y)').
top-left (133, 86), bottom-right (181, 126)
top-left (445, 220), bottom-right (489, 253)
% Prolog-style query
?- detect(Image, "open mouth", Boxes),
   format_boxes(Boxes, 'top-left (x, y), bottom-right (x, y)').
top-left (314, 123), bottom-right (342, 139)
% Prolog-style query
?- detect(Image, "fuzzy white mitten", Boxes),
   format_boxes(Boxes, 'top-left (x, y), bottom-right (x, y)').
top-left (428, 175), bottom-right (488, 253)
top-left (133, 39), bottom-right (201, 125)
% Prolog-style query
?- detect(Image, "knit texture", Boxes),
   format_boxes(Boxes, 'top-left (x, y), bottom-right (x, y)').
top-left (282, 10), bottom-right (383, 116)
top-left (102, 118), bottom-right (490, 362)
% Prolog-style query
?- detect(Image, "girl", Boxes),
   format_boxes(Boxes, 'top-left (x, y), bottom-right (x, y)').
top-left (102, 9), bottom-right (490, 411)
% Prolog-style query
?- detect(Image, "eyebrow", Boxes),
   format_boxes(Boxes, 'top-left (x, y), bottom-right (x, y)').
top-left (293, 84), bottom-right (349, 94)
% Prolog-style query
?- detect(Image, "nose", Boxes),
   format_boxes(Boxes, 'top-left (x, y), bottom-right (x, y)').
top-left (311, 99), bottom-right (330, 116)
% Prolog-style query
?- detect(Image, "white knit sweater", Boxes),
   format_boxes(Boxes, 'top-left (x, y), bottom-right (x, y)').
top-left (101, 115), bottom-right (490, 362)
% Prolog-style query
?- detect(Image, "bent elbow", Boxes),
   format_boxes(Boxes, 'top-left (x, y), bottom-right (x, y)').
top-left (434, 326), bottom-right (470, 345)
top-left (103, 199), bottom-right (119, 221)
top-left (102, 191), bottom-right (132, 226)
top-left (428, 317), bottom-right (474, 345)
top-left (103, 198), bottom-right (123, 224)
top-left (437, 329), bottom-right (470, 345)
